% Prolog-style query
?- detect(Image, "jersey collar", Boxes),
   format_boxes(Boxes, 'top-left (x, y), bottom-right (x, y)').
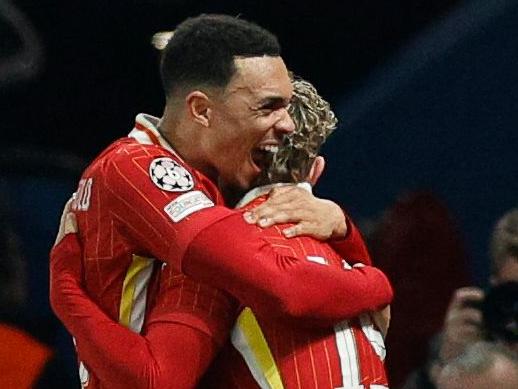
top-left (236, 182), bottom-right (312, 208)
top-left (128, 113), bottom-right (185, 163)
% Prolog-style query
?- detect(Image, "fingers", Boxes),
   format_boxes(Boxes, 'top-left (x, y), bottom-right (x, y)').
top-left (64, 212), bottom-right (78, 235)
top-left (54, 197), bottom-right (78, 247)
top-left (248, 186), bottom-right (313, 212)
top-left (50, 231), bottom-right (83, 281)
top-left (446, 307), bottom-right (483, 328)
top-left (243, 187), bottom-right (310, 226)
top-left (372, 305), bottom-right (391, 339)
top-left (244, 210), bottom-right (299, 228)
top-left (268, 185), bottom-right (304, 199)
top-left (281, 223), bottom-right (306, 239)
top-left (447, 287), bottom-right (485, 311)
top-left (59, 197), bottom-right (74, 228)
top-left (450, 286), bottom-right (485, 304)
top-left (241, 186), bottom-right (344, 241)
top-left (445, 287), bottom-right (484, 327)
top-left (440, 286), bottom-right (485, 360)
top-left (281, 222), bottom-right (327, 240)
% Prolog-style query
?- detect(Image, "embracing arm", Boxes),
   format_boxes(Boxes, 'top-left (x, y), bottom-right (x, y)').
top-left (241, 186), bottom-right (372, 265)
top-left (181, 212), bottom-right (393, 325)
top-left (102, 153), bottom-right (390, 325)
top-left (50, 233), bottom-right (229, 389)
top-left (328, 214), bottom-right (372, 265)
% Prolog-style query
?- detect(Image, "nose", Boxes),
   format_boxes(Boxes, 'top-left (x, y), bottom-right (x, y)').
top-left (274, 108), bottom-right (295, 134)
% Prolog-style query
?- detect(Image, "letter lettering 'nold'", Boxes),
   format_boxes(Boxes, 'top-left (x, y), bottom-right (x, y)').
top-left (73, 178), bottom-right (93, 211)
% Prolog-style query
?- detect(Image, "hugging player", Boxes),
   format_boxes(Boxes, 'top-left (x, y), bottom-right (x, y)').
top-left (50, 14), bottom-right (392, 389)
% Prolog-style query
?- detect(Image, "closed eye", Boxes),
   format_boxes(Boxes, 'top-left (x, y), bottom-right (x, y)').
top-left (255, 96), bottom-right (290, 112)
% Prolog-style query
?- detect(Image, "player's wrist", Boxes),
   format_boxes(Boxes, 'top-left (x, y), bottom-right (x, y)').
top-left (329, 208), bottom-right (348, 240)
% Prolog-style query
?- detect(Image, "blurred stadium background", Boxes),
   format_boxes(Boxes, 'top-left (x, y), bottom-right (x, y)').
top-left (1, 0), bottom-right (517, 387)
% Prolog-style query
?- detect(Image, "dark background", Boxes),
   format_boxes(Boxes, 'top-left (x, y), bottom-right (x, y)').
top-left (1, 0), bottom-right (517, 386)
top-left (3, 0), bottom-right (461, 158)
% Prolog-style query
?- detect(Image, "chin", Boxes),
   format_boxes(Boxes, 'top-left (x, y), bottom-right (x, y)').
top-left (237, 178), bottom-right (254, 192)
top-left (223, 164), bottom-right (261, 194)
top-left (236, 169), bottom-right (260, 191)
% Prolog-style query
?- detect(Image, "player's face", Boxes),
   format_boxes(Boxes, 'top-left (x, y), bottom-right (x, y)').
top-left (208, 56), bottom-right (295, 191)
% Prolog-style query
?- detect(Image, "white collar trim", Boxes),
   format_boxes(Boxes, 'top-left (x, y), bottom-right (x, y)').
top-left (128, 113), bottom-right (184, 162)
top-left (236, 182), bottom-right (312, 208)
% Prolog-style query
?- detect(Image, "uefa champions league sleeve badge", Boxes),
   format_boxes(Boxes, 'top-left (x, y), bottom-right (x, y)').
top-left (149, 157), bottom-right (194, 192)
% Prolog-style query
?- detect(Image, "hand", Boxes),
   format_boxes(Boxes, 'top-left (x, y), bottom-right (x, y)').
top-left (50, 197), bottom-right (81, 283)
top-left (49, 199), bottom-right (84, 322)
top-left (371, 305), bottom-right (391, 339)
top-left (53, 197), bottom-right (78, 246)
top-left (243, 186), bottom-right (347, 240)
top-left (439, 287), bottom-right (485, 362)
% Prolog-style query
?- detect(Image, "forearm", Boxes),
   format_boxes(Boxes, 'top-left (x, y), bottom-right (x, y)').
top-left (329, 213), bottom-right (372, 266)
top-left (50, 237), bottom-right (215, 389)
top-left (51, 273), bottom-right (216, 389)
top-left (50, 272), bottom-right (150, 386)
top-left (182, 214), bottom-right (393, 324)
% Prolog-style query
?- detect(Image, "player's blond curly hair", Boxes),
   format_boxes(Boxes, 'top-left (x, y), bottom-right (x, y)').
top-left (263, 77), bottom-right (338, 184)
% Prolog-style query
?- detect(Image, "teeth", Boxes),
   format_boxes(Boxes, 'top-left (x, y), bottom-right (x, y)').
top-left (259, 145), bottom-right (279, 153)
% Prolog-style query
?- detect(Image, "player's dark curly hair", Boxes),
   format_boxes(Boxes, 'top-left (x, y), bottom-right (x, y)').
top-left (160, 14), bottom-right (281, 98)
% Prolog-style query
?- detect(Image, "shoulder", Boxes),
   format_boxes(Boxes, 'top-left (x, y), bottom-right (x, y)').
top-left (93, 139), bottom-right (198, 189)
top-left (82, 138), bottom-right (225, 206)
top-left (106, 138), bottom-right (189, 168)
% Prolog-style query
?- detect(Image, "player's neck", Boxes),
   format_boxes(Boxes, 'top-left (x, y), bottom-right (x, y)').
top-left (159, 115), bottom-right (218, 182)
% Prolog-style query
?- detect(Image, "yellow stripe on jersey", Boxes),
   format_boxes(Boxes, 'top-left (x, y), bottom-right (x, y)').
top-left (231, 307), bottom-right (284, 389)
top-left (119, 255), bottom-right (154, 331)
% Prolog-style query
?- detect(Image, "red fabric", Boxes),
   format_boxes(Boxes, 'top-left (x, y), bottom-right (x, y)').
top-left (51, 118), bottom-right (392, 387)
top-left (66, 134), bottom-right (234, 387)
top-left (183, 207), bottom-right (393, 324)
top-left (69, 132), bottom-right (390, 326)
top-left (205, 319), bottom-right (389, 389)
top-left (200, 197), bottom-right (389, 388)
top-left (50, 234), bottom-right (234, 389)
top-left (50, 192), bottom-right (392, 388)
top-left (0, 324), bottom-right (53, 389)
top-left (330, 214), bottom-right (372, 266)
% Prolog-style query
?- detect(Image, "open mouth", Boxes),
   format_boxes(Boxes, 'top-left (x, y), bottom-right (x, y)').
top-left (251, 144), bottom-right (279, 171)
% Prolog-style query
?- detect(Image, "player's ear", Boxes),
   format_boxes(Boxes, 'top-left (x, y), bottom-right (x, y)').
top-left (307, 156), bottom-right (325, 186)
top-left (186, 91), bottom-right (212, 127)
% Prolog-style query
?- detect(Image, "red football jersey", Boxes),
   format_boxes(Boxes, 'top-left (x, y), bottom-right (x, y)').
top-left (70, 114), bottom-right (234, 388)
top-left (200, 189), bottom-right (389, 389)
top-left (62, 113), bottom-right (392, 388)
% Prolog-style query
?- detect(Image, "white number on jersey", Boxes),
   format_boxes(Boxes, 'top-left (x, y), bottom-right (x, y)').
top-left (73, 178), bottom-right (93, 211)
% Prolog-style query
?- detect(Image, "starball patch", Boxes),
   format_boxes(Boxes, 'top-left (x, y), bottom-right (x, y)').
top-left (149, 157), bottom-right (194, 192)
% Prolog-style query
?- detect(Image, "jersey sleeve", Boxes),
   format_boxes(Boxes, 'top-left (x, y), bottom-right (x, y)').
top-left (50, 233), bottom-right (232, 389)
top-left (95, 146), bottom-right (235, 272)
top-left (181, 212), bottom-right (393, 326)
top-left (144, 264), bottom-right (239, 347)
top-left (329, 213), bottom-right (372, 266)
top-left (85, 145), bottom-right (390, 325)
